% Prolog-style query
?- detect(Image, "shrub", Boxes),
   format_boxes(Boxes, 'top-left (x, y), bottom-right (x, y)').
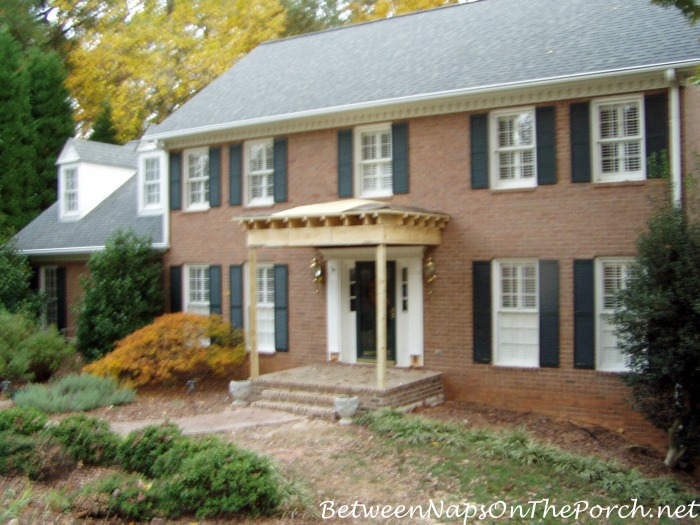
top-left (13, 373), bottom-right (135, 413)
top-left (161, 437), bottom-right (281, 519)
top-left (84, 313), bottom-right (246, 387)
top-left (73, 472), bottom-right (165, 521)
top-left (0, 238), bottom-right (42, 317)
top-left (76, 229), bottom-right (164, 361)
top-left (117, 423), bottom-right (182, 477)
top-left (150, 435), bottom-right (212, 478)
top-left (0, 406), bottom-right (48, 435)
top-left (49, 414), bottom-right (120, 465)
top-left (0, 310), bottom-right (76, 382)
top-left (0, 430), bottom-right (74, 481)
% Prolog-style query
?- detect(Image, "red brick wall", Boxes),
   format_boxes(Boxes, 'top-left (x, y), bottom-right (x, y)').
top-left (165, 87), bottom-right (696, 449)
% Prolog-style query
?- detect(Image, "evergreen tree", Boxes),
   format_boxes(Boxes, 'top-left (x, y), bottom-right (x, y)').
top-left (27, 48), bottom-right (74, 212)
top-left (77, 230), bottom-right (164, 361)
top-left (89, 102), bottom-right (120, 145)
top-left (0, 235), bottom-right (41, 318)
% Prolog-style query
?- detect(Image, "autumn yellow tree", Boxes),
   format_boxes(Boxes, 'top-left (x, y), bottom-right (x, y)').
top-left (345, 0), bottom-right (457, 23)
top-left (49, 0), bottom-right (286, 142)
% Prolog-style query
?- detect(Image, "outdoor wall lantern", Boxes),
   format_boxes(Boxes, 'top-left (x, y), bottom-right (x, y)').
top-left (310, 257), bottom-right (324, 293)
top-left (424, 255), bottom-right (437, 294)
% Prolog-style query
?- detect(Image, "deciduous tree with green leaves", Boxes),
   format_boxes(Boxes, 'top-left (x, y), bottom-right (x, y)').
top-left (615, 204), bottom-right (700, 469)
top-left (76, 230), bottom-right (164, 361)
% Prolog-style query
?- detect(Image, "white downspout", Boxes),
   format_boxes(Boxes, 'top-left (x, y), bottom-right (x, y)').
top-left (667, 68), bottom-right (682, 208)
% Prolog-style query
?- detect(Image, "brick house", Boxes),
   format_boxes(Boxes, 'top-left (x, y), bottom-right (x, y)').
top-left (14, 138), bottom-right (167, 336)
top-left (16, 0), bottom-right (700, 446)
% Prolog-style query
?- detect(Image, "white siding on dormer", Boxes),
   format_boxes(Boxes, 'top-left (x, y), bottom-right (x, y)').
top-left (58, 162), bottom-right (134, 221)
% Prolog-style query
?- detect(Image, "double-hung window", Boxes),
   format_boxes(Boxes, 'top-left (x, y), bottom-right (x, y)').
top-left (490, 108), bottom-right (537, 189)
top-left (246, 139), bottom-right (274, 206)
top-left (356, 124), bottom-right (393, 198)
top-left (143, 157), bottom-right (161, 208)
top-left (592, 96), bottom-right (644, 182)
top-left (185, 265), bottom-right (210, 315)
top-left (184, 149), bottom-right (209, 210)
top-left (596, 258), bottom-right (632, 372)
top-left (255, 265), bottom-right (276, 352)
top-left (493, 260), bottom-right (539, 367)
top-left (63, 168), bottom-right (79, 216)
top-left (41, 266), bottom-right (59, 327)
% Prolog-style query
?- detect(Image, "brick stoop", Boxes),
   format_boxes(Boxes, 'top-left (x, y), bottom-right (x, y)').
top-left (249, 364), bottom-right (445, 421)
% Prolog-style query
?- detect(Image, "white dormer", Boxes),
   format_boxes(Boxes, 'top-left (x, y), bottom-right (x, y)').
top-left (56, 139), bottom-right (136, 221)
top-left (136, 139), bottom-right (167, 216)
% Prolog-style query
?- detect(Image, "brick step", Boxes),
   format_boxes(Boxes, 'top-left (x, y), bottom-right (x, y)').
top-left (251, 380), bottom-right (362, 397)
top-left (256, 388), bottom-right (337, 407)
top-left (251, 400), bottom-right (337, 420)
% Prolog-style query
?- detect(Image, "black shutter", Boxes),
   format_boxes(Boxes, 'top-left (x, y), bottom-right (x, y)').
top-left (472, 261), bottom-right (492, 363)
top-left (273, 138), bottom-right (288, 202)
top-left (536, 106), bottom-right (557, 185)
top-left (274, 264), bottom-right (289, 352)
top-left (229, 265), bottom-right (243, 329)
top-left (209, 265), bottom-right (222, 315)
top-left (645, 93), bottom-right (669, 172)
top-left (470, 114), bottom-right (489, 189)
top-left (229, 144), bottom-right (242, 206)
top-left (392, 122), bottom-right (409, 194)
top-left (169, 265), bottom-right (182, 313)
top-left (574, 259), bottom-right (596, 369)
top-left (169, 152), bottom-right (182, 210)
top-left (338, 129), bottom-right (353, 198)
top-left (208, 147), bottom-right (221, 207)
top-left (570, 102), bottom-right (591, 183)
top-left (539, 260), bottom-right (559, 368)
top-left (56, 267), bottom-right (67, 332)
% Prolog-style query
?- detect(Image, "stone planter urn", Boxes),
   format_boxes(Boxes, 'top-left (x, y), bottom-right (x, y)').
top-left (229, 379), bottom-right (252, 407)
top-left (334, 395), bottom-right (360, 425)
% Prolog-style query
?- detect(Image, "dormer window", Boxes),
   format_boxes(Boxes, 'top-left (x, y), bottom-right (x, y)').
top-left (62, 167), bottom-right (79, 217)
top-left (139, 152), bottom-right (164, 214)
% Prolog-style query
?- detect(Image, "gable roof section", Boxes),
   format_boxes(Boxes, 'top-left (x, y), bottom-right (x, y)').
top-left (147, 0), bottom-right (700, 139)
top-left (58, 138), bottom-right (138, 169)
top-left (14, 176), bottom-right (164, 256)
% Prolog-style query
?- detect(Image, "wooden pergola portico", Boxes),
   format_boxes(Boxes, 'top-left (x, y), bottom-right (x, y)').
top-left (235, 199), bottom-right (449, 389)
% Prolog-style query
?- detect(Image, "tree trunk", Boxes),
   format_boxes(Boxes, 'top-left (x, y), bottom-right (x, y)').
top-left (664, 418), bottom-right (686, 469)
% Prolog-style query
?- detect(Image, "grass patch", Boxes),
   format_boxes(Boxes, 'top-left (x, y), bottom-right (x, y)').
top-left (13, 373), bottom-right (135, 413)
top-left (0, 482), bottom-right (33, 522)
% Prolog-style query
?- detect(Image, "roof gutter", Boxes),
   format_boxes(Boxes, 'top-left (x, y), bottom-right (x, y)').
top-left (18, 242), bottom-right (169, 257)
top-left (148, 59), bottom-right (700, 142)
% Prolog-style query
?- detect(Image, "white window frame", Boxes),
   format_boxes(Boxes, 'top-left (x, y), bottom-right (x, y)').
top-left (40, 266), bottom-right (59, 327)
top-left (489, 107), bottom-right (537, 190)
top-left (245, 139), bottom-right (275, 207)
top-left (61, 166), bottom-right (79, 218)
top-left (492, 259), bottom-right (540, 368)
top-left (354, 123), bottom-right (393, 198)
top-left (184, 148), bottom-right (209, 211)
top-left (592, 95), bottom-right (646, 183)
top-left (138, 153), bottom-right (165, 214)
top-left (244, 263), bottom-right (276, 354)
top-left (184, 264), bottom-right (210, 315)
top-left (596, 257), bottom-right (633, 372)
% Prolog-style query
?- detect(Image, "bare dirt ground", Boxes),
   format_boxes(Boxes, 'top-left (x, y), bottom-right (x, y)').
top-left (3, 381), bottom-right (699, 524)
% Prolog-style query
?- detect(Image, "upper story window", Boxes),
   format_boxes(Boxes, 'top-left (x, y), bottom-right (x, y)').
top-left (184, 149), bottom-right (209, 210)
top-left (592, 96), bottom-right (645, 182)
top-left (490, 108), bottom-right (537, 190)
top-left (62, 167), bottom-right (79, 217)
top-left (246, 139), bottom-right (274, 206)
top-left (356, 124), bottom-right (393, 198)
top-left (139, 154), bottom-right (163, 214)
top-left (185, 264), bottom-right (210, 315)
top-left (596, 258), bottom-right (632, 372)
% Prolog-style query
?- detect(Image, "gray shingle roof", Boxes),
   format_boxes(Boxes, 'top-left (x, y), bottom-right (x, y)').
top-left (14, 176), bottom-right (164, 254)
top-left (63, 138), bottom-right (138, 169)
top-left (146, 0), bottom-right (700, 138)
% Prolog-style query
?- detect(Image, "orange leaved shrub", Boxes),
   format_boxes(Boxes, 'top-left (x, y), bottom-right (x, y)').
top-left (83, 313), bottom-right (246, 387)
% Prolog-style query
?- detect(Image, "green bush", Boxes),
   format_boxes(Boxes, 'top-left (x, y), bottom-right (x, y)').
top-left (0, 310), bottom-right (75, 383)
top-left (49, 414), bottom-right (120, 465)
top-left (13, 373), bottom-right (135, 413)
top-left (117, 423), bottom-right (182, 477)
top-left (150, 435), bottom-right (212, 478)
top-left (0, 430), bottom-right (74, 481)
top-left (161, 437), bottom-right (281, 519)
top-left (73, 472), bottom-right (165, 521)
top-left (0, 406), bottom-right (48, 435)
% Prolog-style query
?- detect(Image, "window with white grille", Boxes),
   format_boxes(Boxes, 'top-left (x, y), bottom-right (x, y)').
top-left (490, 108), bottom-right (536, 189)
top-left (256, 265), bottom-right (275, 352)
top-left (143, 157), bottom-right (161, 207)
top-left (41, 266), bottom-right (59, 327)
top-left (493, 260), bottom-right (539, 367)
top-left (63, 168), bottom-right (79, 216)
top-left (246, 139), bottom-right (274, 206)
top-left (593, 97), bottom-right (645, 182)
top-left (184, 149), bottom-right (209, 210)
top-left (597, 258), bottom-right (632, 372)
top-left (356, 124), bottom-right (393, 197)
top-left (185, 265), bottom-right (210, 315)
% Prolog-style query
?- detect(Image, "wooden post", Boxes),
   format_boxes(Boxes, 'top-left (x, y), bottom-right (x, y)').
top-left (248, 248), bottom-right (259, 379)
top-left (376, 243), bottom-right (387, 390)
